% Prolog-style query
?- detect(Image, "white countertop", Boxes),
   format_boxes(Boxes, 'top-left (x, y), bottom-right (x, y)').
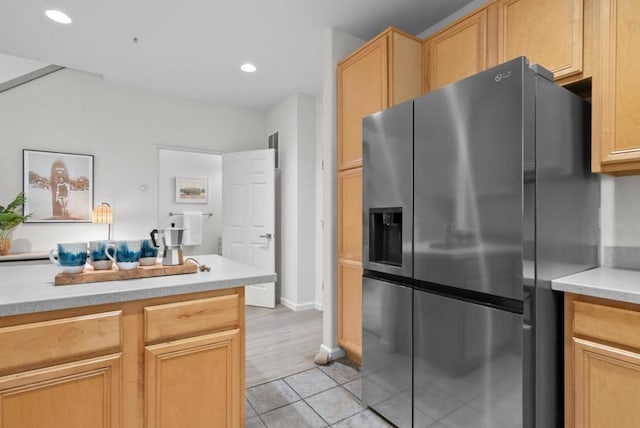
top-left (0, 254), bottom-right (276, 316)
top-left (552, 266), bottom-right (640, 304)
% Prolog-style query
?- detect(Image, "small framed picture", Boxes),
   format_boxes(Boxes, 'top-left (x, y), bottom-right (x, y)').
top-left (23, 149), bottom-right (94, 222)
top-left (175, 177), bottom-right (208, 203)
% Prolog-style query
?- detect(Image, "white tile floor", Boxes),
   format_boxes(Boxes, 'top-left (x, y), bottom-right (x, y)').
top-left (245, 361), bottom-right (392, 427)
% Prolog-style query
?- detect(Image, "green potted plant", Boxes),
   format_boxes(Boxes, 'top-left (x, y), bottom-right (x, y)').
top-left (0, 192), bottom-right (31, 255)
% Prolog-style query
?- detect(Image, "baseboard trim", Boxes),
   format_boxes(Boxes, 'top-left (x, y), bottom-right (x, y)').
top-left (280, 297), bottom-right (318, 312)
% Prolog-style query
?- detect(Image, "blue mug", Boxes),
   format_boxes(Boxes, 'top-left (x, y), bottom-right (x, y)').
top-left (105, 240), bottom-right (141, 270)
top-left (49, 242), bottom-right (87, 274)
top-left (89, 240), bottom-right (114, 270)
top-left (139, 239), bottom-right (158, 266)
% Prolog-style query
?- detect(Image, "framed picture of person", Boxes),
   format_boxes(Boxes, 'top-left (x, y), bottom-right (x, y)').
top-left (23, 150), bottom-right (94, 222)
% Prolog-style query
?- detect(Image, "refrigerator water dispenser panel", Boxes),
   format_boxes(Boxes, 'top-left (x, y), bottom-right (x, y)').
top-left (369, 207), bottom-right (402, 267)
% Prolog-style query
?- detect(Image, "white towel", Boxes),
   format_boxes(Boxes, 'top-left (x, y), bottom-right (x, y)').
top-left (182, 211), bottom-right (202, 246)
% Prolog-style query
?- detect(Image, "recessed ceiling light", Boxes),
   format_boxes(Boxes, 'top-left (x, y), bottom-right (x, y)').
top-left (45, 10), bottom-right (72, 24)
top-left (241, 63), bottom-right (257, 73)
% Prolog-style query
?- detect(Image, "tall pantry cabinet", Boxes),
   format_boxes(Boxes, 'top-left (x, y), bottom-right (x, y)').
top-left (337, 27), bottom-right (422, 363)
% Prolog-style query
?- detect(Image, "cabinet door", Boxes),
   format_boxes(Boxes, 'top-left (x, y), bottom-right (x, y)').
top-left (592, 0), bottom-right (640, 174)
top-left (145, 329), bottom-right (241, 428)
top-left (573, 338), bottom-right (640, 427)
top-left (338, 37), bottom-right (388, 170)
top-left (0, 354), bottom-right (122, 428)
top-left (389, 31), bottom-right (423, 104)
top-left (499, 0), bottom-right (584, 80)
top-left (424, 4), bottom-right (498, 92)
top-left (338, 259), bottom-right (363, 362)
top-left (338, 168), bottom-right (362, 261)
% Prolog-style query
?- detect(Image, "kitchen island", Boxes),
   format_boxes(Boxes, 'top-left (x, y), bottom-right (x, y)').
top-left (0, 254), bottom-right (276, 428)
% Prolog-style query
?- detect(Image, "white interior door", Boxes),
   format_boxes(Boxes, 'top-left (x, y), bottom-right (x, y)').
top-left (222, 149), bottom-right (275, 308)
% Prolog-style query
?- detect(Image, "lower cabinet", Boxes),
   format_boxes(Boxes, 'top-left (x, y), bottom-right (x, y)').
top-left (0, 287), bottom-right (244, 428)
top-left (0, 354), bottom-right (122, 428)
top-left (145, 329), bottom-right (242, 428)
top-left (338, 259), bottom-right (363, 363)
top-left (572, 338), bottom-right (640, 428)
top-left (338, 167), bottom-right (363, 364)
top-left (565, 293), bottom-right (640, 428)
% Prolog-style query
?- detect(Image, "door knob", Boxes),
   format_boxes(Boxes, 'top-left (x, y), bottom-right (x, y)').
top-left (259, 233), bottom-right (272, 239)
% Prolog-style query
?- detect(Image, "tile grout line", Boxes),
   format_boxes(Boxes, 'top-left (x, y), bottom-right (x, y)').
top-left (247, 365), bottom-right (318, 389)
top-left (282, 376), bottom-right (333, 427)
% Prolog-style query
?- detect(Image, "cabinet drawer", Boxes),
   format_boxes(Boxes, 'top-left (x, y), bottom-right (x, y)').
top-left (144, 294), bottom-right (240, 343)
top-left (0, 311), bottom-right (122, 372)
top-left (573, 300), bottom-right (640, 349)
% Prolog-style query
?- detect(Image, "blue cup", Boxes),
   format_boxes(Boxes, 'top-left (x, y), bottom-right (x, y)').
top-left (49, 242), bottom-right (87, 274)
top-left (106, 240), bottom-right (141, 270)
top-left (89, 240), bottom-right (114, 270)
top-left (139, 239), bottom-right (158, 266)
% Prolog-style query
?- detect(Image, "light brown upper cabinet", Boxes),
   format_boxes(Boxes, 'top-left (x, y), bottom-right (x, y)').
top-left (423, 2), bottom-right (499, 92)
top-left (337, 27), bottom-right (422, 171)
top-left (498, 0), bottom-right (592, 84)
top-left (592, 0), bottom-right (640, 174)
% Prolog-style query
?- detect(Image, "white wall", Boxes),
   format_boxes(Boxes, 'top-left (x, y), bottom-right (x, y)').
top-left (601, 175), bottom-right (640, 248)
top-left (0, 68), bottom-right (265, 253)
top-left (268, 95), bottom-right (298, 306)
top-left (158, 149), bottom-right (222, 256)
top-left (319, 28), bottom-right (366, 359)
top-left (266, 93), bottom-right (318, 310)
top-left (297, 95), bottom-right (317, 306)
top-left (315, 94), bottom-right (324, 309)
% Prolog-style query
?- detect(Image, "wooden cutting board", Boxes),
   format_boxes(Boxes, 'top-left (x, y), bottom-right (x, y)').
top-left (54, 263), bottom-right (198, 286)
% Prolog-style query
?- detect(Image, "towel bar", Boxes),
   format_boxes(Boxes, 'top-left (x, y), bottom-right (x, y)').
top-left (169, 212), bottom-right (213, 217)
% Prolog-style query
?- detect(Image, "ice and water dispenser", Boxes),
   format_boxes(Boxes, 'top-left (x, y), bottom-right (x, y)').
top-left (369, 208), bottom-right (403, 267)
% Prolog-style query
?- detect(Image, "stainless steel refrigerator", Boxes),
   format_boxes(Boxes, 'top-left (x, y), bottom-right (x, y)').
top-left (361, 57), bottom-right (599, 428)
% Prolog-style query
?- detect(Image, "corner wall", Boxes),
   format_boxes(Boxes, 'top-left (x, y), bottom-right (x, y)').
top-left (315, 94), bottom-right (324, 309)
top-left (267, 93), bottom-right (318, 310)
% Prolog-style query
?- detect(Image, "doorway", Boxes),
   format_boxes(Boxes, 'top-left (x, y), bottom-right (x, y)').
top-left (157, 148), bottom-right (221, 256)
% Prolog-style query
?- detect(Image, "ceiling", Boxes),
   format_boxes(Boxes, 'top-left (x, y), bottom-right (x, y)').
top-left (0, 0), bottom-right (475, 110)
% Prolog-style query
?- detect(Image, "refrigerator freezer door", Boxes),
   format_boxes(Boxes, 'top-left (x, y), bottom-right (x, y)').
top-left (362, 276), bottom-right (412, 427)
top-left (413, 289), bottom-right (523, 427)
top-left (363, 101), bottom-right (413, 277)
top-left (414, 57), bottom-right (528, 301)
